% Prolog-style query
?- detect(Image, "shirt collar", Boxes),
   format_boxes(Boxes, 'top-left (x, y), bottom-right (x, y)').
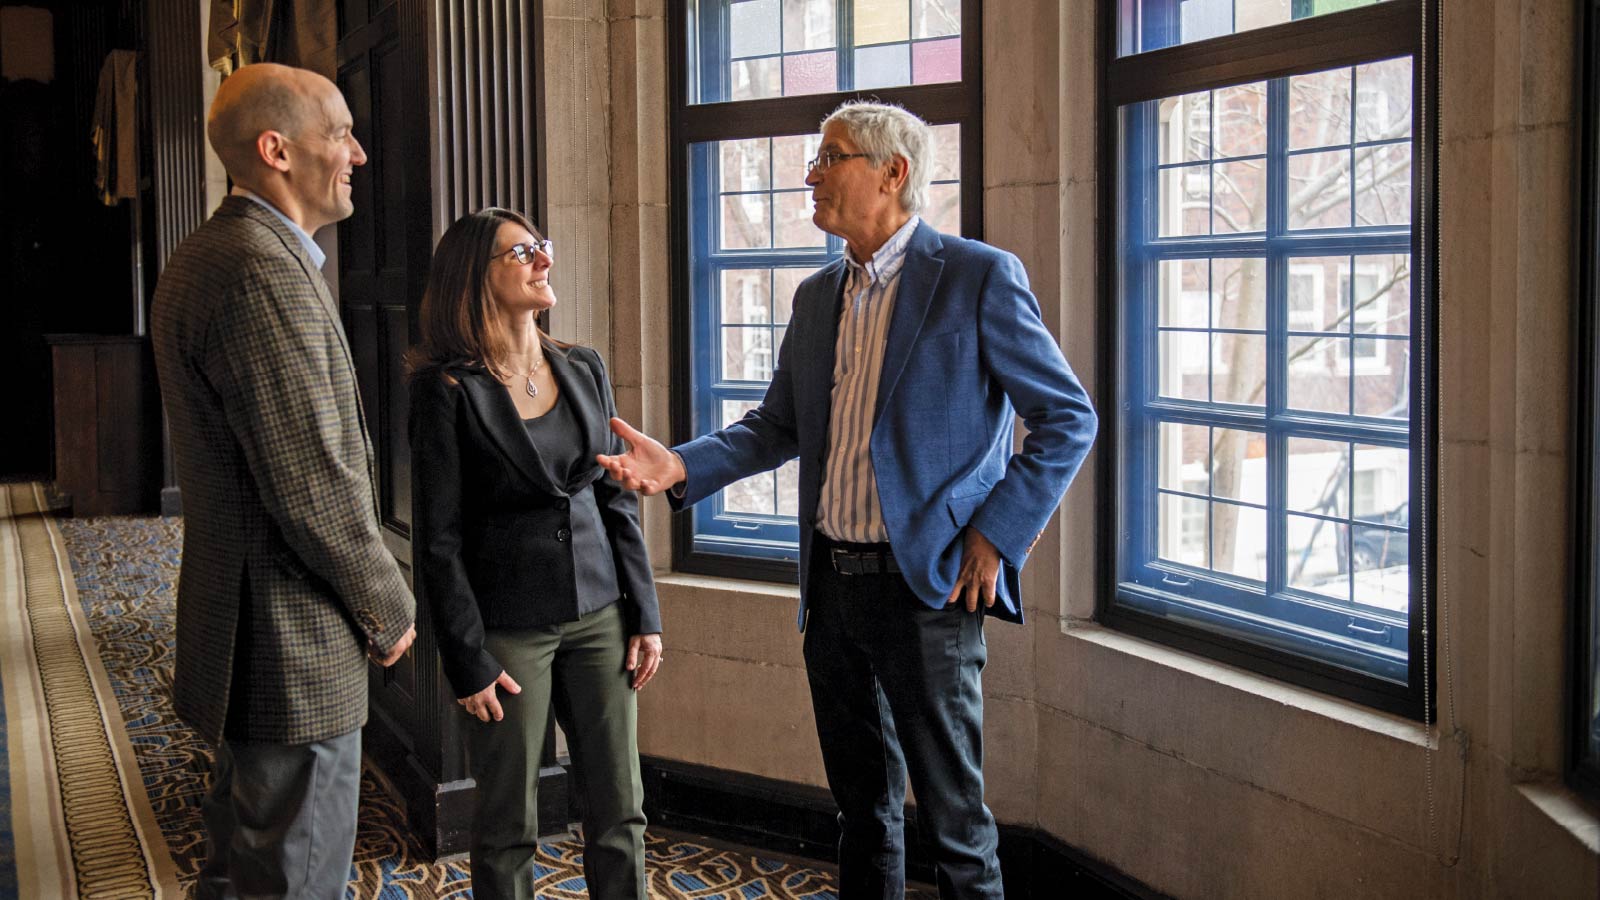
top-left (844, 215), bottom-right (920, 286)
top-left (232, 187), bottom-right (327, 270)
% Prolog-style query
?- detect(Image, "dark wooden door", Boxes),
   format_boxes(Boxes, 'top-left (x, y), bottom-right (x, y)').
top-left (336, 0), bottom-right (474, 856)
top-left (335, 0), bottom-right (555, 858)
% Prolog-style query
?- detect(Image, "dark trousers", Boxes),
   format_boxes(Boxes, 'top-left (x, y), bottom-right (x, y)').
top-left (803, 534), bottom-right (1003, 899)
top-left (195, 728), bottom-right (363, 900)
top-left (468, 602), bottom-right (647, 900)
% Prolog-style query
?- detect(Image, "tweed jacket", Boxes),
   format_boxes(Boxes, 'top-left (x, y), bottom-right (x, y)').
top-left (152, 196), bottom-right (414, 746)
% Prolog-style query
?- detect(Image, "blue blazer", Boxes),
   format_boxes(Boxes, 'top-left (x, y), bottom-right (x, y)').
top-left (673, 221), bottom-right (1097, 627)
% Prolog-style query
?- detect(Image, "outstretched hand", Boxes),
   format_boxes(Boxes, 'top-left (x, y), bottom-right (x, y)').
top-left (596, 417), bottom-right (686, 496)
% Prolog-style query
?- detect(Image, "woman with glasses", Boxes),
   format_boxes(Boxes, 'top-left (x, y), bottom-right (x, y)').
top-left (408, 207), bottom-right (661, 899)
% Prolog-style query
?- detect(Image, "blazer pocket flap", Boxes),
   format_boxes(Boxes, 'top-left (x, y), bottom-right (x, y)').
top-left (947, 489), bottom-right (989, 528)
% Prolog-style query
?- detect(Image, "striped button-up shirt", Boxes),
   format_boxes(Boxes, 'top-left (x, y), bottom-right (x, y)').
top-left (816, 215), bottom-right (921, 544)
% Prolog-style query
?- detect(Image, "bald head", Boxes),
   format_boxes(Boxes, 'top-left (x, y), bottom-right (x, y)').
top-left (207, 63), bottom-right (333, 183)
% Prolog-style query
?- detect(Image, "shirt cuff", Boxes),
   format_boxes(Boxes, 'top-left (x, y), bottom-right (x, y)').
top-left (669, 451), bottom-right (687, 499)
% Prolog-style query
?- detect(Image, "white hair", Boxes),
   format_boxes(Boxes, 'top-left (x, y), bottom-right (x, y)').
top-left (821, 100), bottom-right (934, 215)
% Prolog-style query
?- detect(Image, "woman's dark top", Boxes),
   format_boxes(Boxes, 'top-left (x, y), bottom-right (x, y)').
top-left (524, 389), bottom-right (620, 617)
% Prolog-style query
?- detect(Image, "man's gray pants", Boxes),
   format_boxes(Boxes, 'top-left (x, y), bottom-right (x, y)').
top-left (194, 728), bottom-right (362, 900)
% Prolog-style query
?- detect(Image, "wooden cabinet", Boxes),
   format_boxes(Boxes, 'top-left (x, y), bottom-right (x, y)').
top-left (46, 334), bottom-right (162, 516)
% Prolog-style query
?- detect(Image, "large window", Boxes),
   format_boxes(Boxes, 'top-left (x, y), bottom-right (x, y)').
top-left (671, 0), bottom-right (981, 579)
top-left (1102, 0), bottom-right (1436, 716)
top-left (1571, 0), bottom-right (1600, 809)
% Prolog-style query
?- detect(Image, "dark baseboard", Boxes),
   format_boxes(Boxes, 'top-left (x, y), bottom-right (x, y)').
top-left (640, 756), bottom-right (1167, 899)
top-left (160, 486), bottom-right (182, 517)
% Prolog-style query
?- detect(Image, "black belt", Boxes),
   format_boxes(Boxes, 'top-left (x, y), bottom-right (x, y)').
top-left (822, 538), bottom-right (901, 576)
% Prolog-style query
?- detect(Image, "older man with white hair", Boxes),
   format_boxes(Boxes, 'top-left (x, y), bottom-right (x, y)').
top-left (599, 100), bottom-right (1098, 897)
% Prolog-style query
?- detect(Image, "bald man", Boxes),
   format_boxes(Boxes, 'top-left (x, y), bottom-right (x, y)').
top-left (151, 63), bottom-right (416, 899)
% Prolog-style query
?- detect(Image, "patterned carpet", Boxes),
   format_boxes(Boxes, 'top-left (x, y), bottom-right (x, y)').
top-left (57, 514), bottom-right (851, 899)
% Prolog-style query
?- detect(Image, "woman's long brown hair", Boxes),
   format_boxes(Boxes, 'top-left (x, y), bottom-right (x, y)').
top-left (406, 207), bottom-right (561, 382)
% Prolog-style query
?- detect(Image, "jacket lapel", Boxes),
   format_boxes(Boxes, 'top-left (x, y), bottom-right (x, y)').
top-left (459, 370), bottom-right (566, 497)
top-left (543, 342), bottom-right (605, 469)
top-left (872, 222), bottom-right (944, 425)
top-left (804, 260), bottom-right (849, 411)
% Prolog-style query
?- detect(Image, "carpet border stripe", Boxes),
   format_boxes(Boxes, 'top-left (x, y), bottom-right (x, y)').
top-left (2, 483), bottom-right (180, 898)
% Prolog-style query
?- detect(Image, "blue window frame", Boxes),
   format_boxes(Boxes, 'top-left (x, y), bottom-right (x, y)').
top-left (671, 0), bottom-right (982, 579)
top-left (1102, 0), bottom-right (1435, 716)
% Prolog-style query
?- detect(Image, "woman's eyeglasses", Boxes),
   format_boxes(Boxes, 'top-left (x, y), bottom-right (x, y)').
top-left (494, 239), bottom-right (554, 265)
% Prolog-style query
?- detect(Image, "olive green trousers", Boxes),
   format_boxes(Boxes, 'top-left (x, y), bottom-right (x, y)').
top-left (468, 603), bottom-right (647, 899)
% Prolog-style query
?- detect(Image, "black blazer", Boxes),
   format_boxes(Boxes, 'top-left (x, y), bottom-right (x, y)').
top-left (409, 342), bottom-right (661, 697)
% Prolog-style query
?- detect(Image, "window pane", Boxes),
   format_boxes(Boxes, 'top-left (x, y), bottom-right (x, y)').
top-left (1214, 256), bottom-right (1267, 331)
top-left (1287, 256), bottom-right (1348, 332)
top-left (783, 0), bottom-right (836, 52)
top-left (1354, 141), bottom-right (1412, 226)
top-left (1158, 422), bottom-right (1210, 493)
top-left (1354, 253), bottom-right (1411, 335)
top-left (1158, 330), bottom-right (1210, 401)
top-left (1352, 444), bottom-right (1407, 522)
top-left (1353, 343), bottom-right (1408, 418)
top-left (854, 0), bottom-right (909, 44)
top-left (854, 43), bottom-right (910, 89)
top-left (1214, 159), bottom-right (1266, 233)
top-left (1215, 83), bottom-right (1267, 158)
top-left (731, 0), bottom-right (781, 57)
top-left (783, 50), bottom-right (837, 95)
top-left (1352, 523), bottom-right (1408, 610)
top-left (1287, 335), bottom-right (1351, 414)
top-left (1290, 67), bottom-right (1353, 151)
top-left (1287, 438), bottom-right (1350, 516)
top-left (721, 193), bottom-right (772, 249)
top-left (924, 183), bottom-right (960, 235)
top-left (930, 123), bottom-right (960, 180)
top-left (1287, 513), bottom-right (1350, 600)
top-left (777, 459), bottom-right (801, 516)
top-left (721, 138), bottom-right (771, 193)
top-left (1356, 57), bottom-right (1413, 142)
top-left (912, 0), bottom-right (960, 38)
top-left (1289, 150), bottom-right (1353, 229)
top-left (1159, 164), bottom-right (1211, 237)
top-left (1213, 333), bottom-right (1266, 406)
top-left (731, 57), bottom-right (782, 100)
top-left (722, 326), bottom-right (776, 381)
top-left (912, 37), bottom-right (961, 84)
top-left (1159, 259), bottom-right (1210, 328)
top-left (725, 472), bottom-right (778, 514)
top-left (1118, 0), bottom-right (1391, 56)
top-left (721, 269), bottom-right (772, 324)
top-left (1210, 428), bottom-right (1265, 503)
top-left (1161, 91), bottom-right (1212, 165)
top-left (1159, 491), bottom-right (1209, 567)
top-left (1212, 501), bottom-right (1266, 580)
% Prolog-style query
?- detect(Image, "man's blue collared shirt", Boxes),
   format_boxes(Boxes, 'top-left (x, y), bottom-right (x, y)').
top-left (233, 188), bottom-right (327, 270)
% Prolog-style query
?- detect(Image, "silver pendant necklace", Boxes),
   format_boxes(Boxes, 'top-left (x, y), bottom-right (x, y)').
top-left (524, 353), bottom-right (546, 398)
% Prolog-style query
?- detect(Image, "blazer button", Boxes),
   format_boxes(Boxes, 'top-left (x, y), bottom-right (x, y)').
top-left (555, 527), bottom-right (571, 542)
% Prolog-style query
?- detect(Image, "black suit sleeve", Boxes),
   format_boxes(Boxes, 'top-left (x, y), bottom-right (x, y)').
top-left (409, 372), bottom-right (504, 697)
top-left (584, 350), bottom-right (663, 635)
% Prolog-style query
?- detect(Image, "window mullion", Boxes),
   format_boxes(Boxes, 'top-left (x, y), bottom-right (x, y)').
top-left (1265, 75), bottom-right (1291, 600)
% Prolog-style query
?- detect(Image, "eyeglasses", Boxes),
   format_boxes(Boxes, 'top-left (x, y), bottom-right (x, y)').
top-left (805, 151), bottom-right (870, 175)
top-left (493, 239), bottom-right (554, 265)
